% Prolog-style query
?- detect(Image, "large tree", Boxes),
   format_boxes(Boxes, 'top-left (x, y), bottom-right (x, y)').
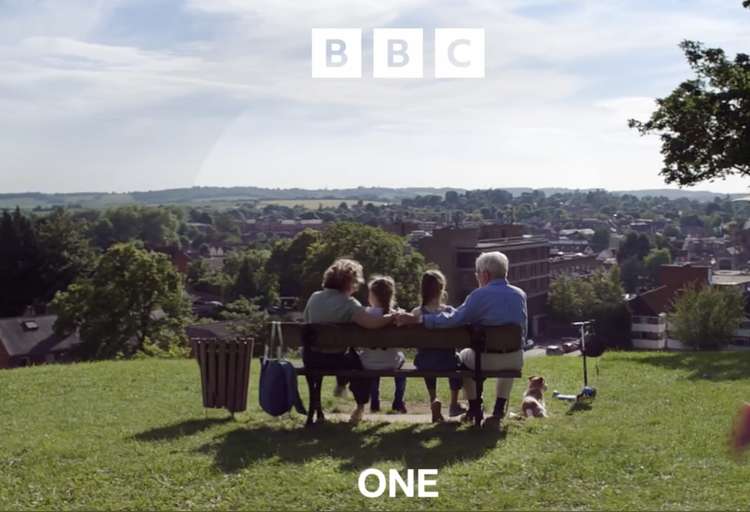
top-left (301, 222), bottom-right (426, 309)
top-left (266, 229), bottom-right (320, 297)
top-left (0, 208), bottom-right (42, 316)
top-left (52, 243), bottom-right (190, 359)
top-left (629, 2), bottom-right (750, 186)
top-left (36, 208), bottom-right (96, 303)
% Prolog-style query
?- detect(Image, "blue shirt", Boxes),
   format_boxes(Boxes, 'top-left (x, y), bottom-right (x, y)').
top-left (423, 279), bottom-right (528, 339)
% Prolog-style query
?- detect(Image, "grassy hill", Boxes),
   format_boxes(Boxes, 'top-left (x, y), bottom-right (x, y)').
top-left (1, 352), bottom-right (749, 510)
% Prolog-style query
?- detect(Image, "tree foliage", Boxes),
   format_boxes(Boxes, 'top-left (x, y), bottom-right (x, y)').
top-left (91, 206), bottom-right (181, 249)
top-left (644, 248), bottom-right (672, 284)
top-left (300, 223), bottom-right (426, 309)
top-left (52, 243), bottom-right (190, 359)
top-left (0, 208), bottom-right (42, 316)
top-left (629, 33), bottom-right (750, 186)
top-left (224, 249), bottom-right (279, 307)
top-left (548, 267), bottom-right (630, 345)
top-left (669, 285), bottom-right (745, 349)
top-left (267, 229), bottom-right (320, 297)
top-left (36, 209), bottom-right (96, 303)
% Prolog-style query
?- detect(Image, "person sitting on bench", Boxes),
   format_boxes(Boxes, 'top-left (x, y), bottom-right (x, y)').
top-left (303, 258), bottom-right (394, 424)
top-left (411, 270), bottom-right (466, 423)
top-left (396, 251), bottom-right (526, 428)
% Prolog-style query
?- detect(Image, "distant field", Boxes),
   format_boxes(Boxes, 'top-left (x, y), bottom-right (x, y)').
top-left (0, 195), bottom-right (389, 211)
top-left (259, 199), bottom-right (388, 209)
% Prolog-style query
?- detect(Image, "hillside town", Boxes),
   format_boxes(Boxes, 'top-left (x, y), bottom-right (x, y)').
top-left (3, 188), bottom-right (750, 369)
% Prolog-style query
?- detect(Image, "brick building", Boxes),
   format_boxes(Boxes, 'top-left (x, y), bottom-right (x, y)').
top-left (418, 225), bottom-right (550, 336)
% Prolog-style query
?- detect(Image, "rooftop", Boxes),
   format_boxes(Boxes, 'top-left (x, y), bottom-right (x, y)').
top-left (711, 270), bottom-right (750, 287)
top-left (0, 315), bottom-right (81, 357)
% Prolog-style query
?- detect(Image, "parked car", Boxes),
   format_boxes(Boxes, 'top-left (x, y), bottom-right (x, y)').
top-left (546, 344), bottom-right (565, 355)
top-left (562, 341), bottom-right (581, 353)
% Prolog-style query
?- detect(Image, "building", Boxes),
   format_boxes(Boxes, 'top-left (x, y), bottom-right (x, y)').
top-left (627, 263), bottom-right (712, 349)
top-left (549, 238), bottom-right (592, 254)
top-left (0, 315), bottom-right (82, 369)
top-left (549, 253), bottom-right (603, 278)
top-left (418, 225), bottom-right (549, 336)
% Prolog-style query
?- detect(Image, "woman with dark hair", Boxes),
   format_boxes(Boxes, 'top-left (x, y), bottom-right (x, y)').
top-left (411, 270), bottom-right (466, 423)
top-left (303, 258), bottom-right (393, 424)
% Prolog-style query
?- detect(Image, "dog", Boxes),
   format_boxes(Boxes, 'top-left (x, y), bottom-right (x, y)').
top-left (521, 375), bottom-right (548, 418)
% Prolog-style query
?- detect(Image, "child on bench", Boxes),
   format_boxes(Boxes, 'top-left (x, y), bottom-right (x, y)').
top-left (359, 276), bottom-right (408, 413)
top-left (412, 270), bottom-right (466, 422)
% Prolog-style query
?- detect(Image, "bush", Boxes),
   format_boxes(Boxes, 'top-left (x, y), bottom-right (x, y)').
top-left (669, 285), bottom-right (745, 350)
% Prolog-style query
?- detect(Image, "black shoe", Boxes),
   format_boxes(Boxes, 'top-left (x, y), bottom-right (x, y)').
top-left (482, 415), bottom-right (502, 430)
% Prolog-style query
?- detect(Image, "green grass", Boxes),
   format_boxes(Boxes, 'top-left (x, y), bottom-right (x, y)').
top-left (1, 352), bottom-right (749, 510)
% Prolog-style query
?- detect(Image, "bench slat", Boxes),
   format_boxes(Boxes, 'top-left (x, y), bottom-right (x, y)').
top-left (278, 323), bottom-right (522, 353)
top-left (293, 366), bottom-right (522, 379)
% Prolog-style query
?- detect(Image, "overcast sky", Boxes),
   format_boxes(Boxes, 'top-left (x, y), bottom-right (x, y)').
top-left (1, 0), bottom-right (749, 194)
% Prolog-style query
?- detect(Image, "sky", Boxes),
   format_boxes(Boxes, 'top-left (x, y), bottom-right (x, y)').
top-left (1, 0), bottom-right (749, 194)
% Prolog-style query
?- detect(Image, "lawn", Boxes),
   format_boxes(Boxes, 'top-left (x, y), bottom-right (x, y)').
top-left (1, 351), bottom-right (749, 510)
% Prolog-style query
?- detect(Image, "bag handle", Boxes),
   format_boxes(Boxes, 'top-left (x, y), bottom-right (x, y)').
top-left (276, 321), bottom-right (284, 359)
top-left (265, 321), bottom-right (285, 360)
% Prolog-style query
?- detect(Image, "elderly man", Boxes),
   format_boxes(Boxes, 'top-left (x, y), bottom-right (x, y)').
top-left (398, 251), bottom-right (526, 427)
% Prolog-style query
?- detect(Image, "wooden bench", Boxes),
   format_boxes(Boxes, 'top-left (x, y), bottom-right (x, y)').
top-left (275, 322), bottom-right (523, 427)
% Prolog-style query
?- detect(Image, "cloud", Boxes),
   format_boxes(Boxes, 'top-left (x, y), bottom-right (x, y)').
top-left (1, 0), bottom-right (749, 193)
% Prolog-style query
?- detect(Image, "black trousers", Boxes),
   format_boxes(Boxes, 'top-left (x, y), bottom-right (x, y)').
top-left (305, 349), bottom-right (371, 405)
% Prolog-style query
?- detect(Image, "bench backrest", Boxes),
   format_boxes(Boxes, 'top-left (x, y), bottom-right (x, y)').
top-left (277, 323), bottom-right (522, 353)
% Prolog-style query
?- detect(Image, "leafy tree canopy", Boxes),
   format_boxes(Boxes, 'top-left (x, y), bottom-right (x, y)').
top-left (52, 242), bottom-right (190, 359)
top-left (669, 284), bottom-right (745, 349)
top-left (301, 222), bottom-right (426, 309)
top-left (630, 14), bottom-right (750, 186)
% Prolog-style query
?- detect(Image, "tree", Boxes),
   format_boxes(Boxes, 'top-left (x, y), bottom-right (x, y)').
top-left (547, 268), bottom-right (629, 345)
top-left (669, 285), bottom-right (745, 349)
top-left (629, 4), bottom-right (750, 186)
top-left (644, 248), bottom-right (672, 284)
top-left (548, 274), bottom-right (589, 322)
top-left (591, 228), bottom-right (611, 252)
top-left (0, 208), bottom-right (42, 316)
top-left (219, 297), bottom-right (271, 348)
top-left (301, 222), bottom-right (426, 309)
top-left (267, 229), bottom-right (320, 297)
top-left (52, 243), bottom-right (190, 359)
top-left (90, 206), bottom-right (181, 249)
top-left (35, 208), bottom-right (96, 303)
top-left (224, 249), bottom-right (279, 307)
top-left (619, 232), bottom-right (651, 262)
top-left (620, 256), bottom-right (644, 293)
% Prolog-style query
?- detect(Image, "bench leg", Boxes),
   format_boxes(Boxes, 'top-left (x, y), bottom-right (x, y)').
top-left (475, 378), bottom-right (484, 428)
top-left (314, 380), bottom-right (325, 424)
top-left (305, 375), bottom-right (317, 427)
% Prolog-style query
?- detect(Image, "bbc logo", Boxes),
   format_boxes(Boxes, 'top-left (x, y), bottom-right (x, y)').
top-left (311, 28), bottom-right (485, 79)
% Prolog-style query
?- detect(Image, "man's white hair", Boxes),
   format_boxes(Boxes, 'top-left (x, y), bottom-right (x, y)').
top-left (475, 251), bottom-right (509, 279)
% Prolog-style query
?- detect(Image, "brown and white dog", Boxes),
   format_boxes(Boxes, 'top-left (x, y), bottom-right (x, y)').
top-left (521, 376), bottom-right (548, 418)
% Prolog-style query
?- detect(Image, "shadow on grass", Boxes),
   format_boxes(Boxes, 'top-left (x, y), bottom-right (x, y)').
top-left (195, 421), bottom-right (505, 473)
top-left (566, 401), bottom-right (593, 415)
top-left (133, 417), bottom-right (233, 442)
top-left (629, 351), bottom-right (750, 381)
